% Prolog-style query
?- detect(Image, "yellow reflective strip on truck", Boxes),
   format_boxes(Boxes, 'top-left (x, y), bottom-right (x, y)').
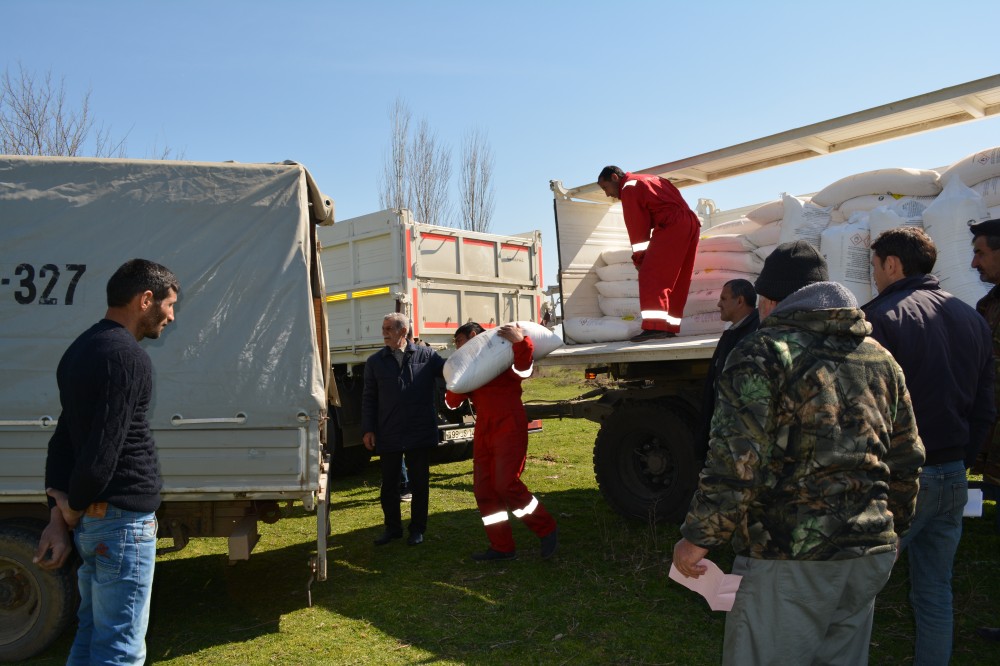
top-left (325, 286), bottom-right (391, 303)
top-left (351, 286), bottom-right (391, 299)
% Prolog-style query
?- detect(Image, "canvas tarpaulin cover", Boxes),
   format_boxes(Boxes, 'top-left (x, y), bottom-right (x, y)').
top-left (0, 157), bottom-right (327, 433)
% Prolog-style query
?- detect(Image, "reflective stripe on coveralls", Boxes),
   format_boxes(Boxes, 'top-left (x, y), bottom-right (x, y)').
top-left (482, 495), bottom-right (541, 524)
top-left (511, 495), bottom-right (539, 518)
top-left (641, 310), bottom-right (682, 325)
top-left (482, 511), bottom-right (508, 526)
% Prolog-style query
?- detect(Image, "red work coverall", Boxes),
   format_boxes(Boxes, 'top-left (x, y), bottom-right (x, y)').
top-left (445, 336), bottom-right (557, 553)
top-left (619, 172), bottom-right (701, 333)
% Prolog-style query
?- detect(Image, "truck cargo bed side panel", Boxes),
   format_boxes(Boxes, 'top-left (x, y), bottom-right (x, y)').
top-left (319, 210), bottom-right (407, 360)
top-left (553, 197), bottom-right (630, 321)
top-left (322, 210), bottom-right (544, 365)
top-left (155, 427), bottom-right (318, 495)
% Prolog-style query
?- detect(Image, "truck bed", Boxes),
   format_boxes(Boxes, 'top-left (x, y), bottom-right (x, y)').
top-left (540, 332), bottom-right (719, 366)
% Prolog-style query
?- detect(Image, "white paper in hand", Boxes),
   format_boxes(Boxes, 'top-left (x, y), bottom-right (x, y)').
top-left (444, 321), bottom-right (562, 394)
top-left (964, 488), bottom-right (984, 517)
top-left (668, 559), bottom-right (742, 612)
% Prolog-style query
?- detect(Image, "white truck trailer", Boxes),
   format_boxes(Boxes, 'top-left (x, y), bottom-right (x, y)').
top-left (0, 156), bottom-right (335, 660)
top-left (530, 75), bottom-right (1000, 524)
top-left (316, 208), bottom-right (545, 472)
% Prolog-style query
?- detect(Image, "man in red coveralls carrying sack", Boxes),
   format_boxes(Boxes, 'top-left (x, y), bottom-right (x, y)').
top-left (445, 322), bottom-right (559, 562)
top-left (598, 166), bottom-right (701, 341)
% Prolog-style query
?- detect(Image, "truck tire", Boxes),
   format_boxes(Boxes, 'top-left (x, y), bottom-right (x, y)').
top-left (593, 403), bottom-right (698, 523)
top-left (0, 524), bottom-right (77, 661)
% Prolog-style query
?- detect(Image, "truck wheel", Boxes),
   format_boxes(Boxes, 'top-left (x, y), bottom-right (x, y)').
top-left (593, 404), bottom-right (698, 523)
top-left (0, 524), bottom-right (77, 661)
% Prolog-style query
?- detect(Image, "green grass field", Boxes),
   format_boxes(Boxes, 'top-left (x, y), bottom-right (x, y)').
top-left (23, 367), bottom-right (1000, 665)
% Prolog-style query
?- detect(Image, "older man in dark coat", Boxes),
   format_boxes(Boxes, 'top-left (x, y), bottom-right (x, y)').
top-left (362, 313), bottom-right (444, 546)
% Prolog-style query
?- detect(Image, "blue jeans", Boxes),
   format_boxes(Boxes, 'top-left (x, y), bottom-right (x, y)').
top-left (69, 507), bottom-right (157, 666)
top-left (900, 460), bottom-right (967, 666)
top-left (400, 457), bottom-right (410, 493)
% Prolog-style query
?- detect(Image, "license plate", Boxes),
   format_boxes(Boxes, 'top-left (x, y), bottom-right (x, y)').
top-left (443, 427), bottom-right (475, 442)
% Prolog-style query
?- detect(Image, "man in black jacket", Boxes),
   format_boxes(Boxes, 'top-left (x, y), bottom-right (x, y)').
top-left (695, 279), bottom-right (759, 459)
top-left (362, 313), bottom-right (445, 547)
top-left (863, 227), bottom-right (995, 665)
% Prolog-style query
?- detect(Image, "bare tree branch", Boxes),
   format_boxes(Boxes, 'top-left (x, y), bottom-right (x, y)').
top-left (0, 62), bottom-right (172, 158)
top-left (143, 131), bottom-right (185, 160)
top-left (458, 128), bottom-right (496, 233)
top-left (376, 97), bottom-right (455, 226)
top-left (407, 118), bottom-right (451, 226)
top-left (378, 97), bottom-right (412, 210)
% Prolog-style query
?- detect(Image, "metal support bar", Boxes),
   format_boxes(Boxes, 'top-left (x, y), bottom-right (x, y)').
top-left (0, 416), bottom-right (57, 427)
top-left (523, 389), bottom-right (617, 423)
top-left (228, 514), bottom-right (259, 562)
top-left (954, 94), bottom-right (987, 119)
top-left (307, 454), bottom-right (332, 607)
top-left (794, 136), bottom-right (832, 154)
top-left (171, 412), bottom-right (247, 426)
top-left (315, 456), bottom-right (330, 582)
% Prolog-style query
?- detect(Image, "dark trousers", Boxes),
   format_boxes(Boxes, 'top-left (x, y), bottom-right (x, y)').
top-left (379, 448), bottom-right (430, 535)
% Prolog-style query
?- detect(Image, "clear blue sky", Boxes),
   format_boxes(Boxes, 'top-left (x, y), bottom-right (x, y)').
top-left (6, 1), bottom-right (1000, 288)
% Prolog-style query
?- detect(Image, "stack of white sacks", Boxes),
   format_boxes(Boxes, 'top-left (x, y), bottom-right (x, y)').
top-left (560, 249), bottom-right (644, 343)
top-left (806, 167), bottom-right (941, 304)
top-left (786, 151), bottom-right (998, 308)
top-left (568, 216), bottom-right (772, 340)
top-left (563, 146), bottom-right (1000, 344)
top-left (682, 216), bottom-right (767, 335)
top-left (931, 148), bottom-right (1000, 305)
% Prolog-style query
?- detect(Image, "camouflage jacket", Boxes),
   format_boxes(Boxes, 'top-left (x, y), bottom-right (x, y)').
top-left (976, 284), bottom-right (1000, 485)
top-left (681, 283), bottom-right (924, 561)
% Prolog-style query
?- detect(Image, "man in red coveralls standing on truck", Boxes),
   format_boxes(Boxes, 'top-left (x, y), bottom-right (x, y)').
top-left (597, 166), bottom-right (701, 341)
top-left (445, 322), bottom-right (559, 562)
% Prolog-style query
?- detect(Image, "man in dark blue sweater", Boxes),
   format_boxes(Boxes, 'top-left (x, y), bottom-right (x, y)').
top-left (863, 227), bottom-right (994, 665)
top-left (34, 258), bottom-right (179, 665)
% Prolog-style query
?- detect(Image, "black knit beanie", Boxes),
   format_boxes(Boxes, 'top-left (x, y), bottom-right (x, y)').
top-left (754, 240), bottom-right (829, 301)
